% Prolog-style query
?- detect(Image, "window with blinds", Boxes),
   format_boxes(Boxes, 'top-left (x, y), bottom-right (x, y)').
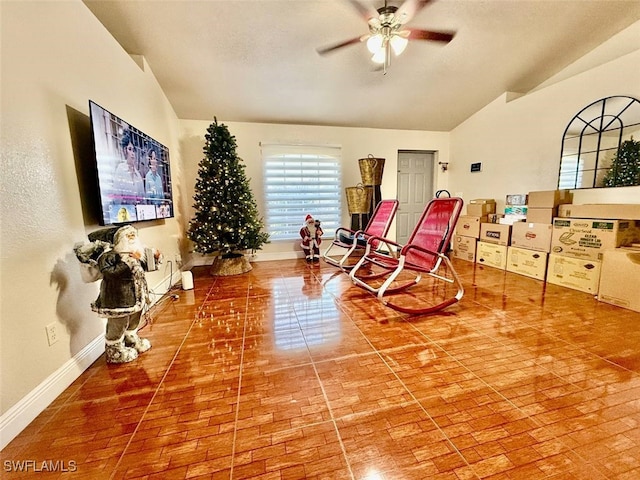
top-left (262, 144), bottom-right (342, 241)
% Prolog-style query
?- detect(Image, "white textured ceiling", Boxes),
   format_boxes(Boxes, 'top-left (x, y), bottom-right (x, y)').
top-left (83, 0), bottom-right (640, 131)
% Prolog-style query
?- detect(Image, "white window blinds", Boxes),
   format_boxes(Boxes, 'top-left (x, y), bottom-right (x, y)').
top-left (558, 155), bottom-right (584, 189)
top-left (262, 144), bottom-right (342, 241)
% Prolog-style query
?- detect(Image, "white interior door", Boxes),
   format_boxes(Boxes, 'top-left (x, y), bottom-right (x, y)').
top-left (396, 151), bottom-right (434, 245)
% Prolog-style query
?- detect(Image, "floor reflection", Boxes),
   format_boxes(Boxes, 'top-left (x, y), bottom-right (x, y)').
top-left (2, 258), bottom-right (640, 480)
top-left (271, 269), bottom-right (342, 350)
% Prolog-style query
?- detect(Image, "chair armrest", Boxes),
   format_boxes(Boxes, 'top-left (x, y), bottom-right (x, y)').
top-left (333, 226), bottom-right (357, 240)
top-left (363, 235), bottom-right (402, 256)
top-left (365, 235), bottom-right (398, 247)
top-left (401, 243), bottom-right (441, 257)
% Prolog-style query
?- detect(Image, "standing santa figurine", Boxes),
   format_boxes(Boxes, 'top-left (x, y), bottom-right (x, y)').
top-left (299, 214), bottom-right (323, 263)
top-left (75, 225), bottom-right (162, 364)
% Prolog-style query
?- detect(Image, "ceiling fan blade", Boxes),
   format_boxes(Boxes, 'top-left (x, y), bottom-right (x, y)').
top-left (395, 0), bottom-right (433, 24)
top-left (346, 0), bottom-right (379, 21)
top-left (406, 28), bottom-right (454, 43)
top-left (316, 36), bottom-right (364, 55)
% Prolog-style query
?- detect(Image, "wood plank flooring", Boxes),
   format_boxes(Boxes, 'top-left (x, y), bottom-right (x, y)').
top-left (2, 258), bottom-right (640, 479)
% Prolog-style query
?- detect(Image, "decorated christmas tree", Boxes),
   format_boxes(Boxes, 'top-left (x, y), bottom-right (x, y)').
top-left (602, 136), bottom-right (640, 187)
top-left (188, 119), bottom-right (268, 273)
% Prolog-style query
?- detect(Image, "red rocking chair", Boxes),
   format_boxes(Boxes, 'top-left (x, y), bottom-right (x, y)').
top-left (323, 199), bottom-right (399, 270)
top-left (349, 196), bottom-right (464, 315)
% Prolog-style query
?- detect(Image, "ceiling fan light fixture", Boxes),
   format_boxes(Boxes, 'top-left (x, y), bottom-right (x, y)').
top-left (316, 0), bottom-right (455, 74)
top-left (371, 47), bottom-right (386, 64)
top-left (366, 34), bottom-right (384, 54)
top-left (390, 35), bottom-right (408, 56)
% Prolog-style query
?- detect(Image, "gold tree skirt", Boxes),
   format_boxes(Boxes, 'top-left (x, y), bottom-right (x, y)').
top-left (210, 255), bottom-right (252, 276)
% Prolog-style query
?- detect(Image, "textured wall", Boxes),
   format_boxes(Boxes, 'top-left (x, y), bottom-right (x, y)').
top-left (0, 1), bottom-right (184, 417)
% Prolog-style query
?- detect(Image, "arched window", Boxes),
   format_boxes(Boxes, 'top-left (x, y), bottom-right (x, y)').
top-left (558, 96), bottom-right (640, 189)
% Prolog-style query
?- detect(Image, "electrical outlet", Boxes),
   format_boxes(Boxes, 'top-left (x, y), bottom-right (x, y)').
top-left (46, 323), bottom-right (59, 346)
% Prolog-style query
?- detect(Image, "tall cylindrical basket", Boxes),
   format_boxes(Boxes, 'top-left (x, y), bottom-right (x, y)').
top-left (358, 154), bottom-right (385, 186)
top-left (345, 184), bottom-right (372, 215)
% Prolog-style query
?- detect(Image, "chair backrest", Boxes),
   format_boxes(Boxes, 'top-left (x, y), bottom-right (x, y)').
top-left (364, 199), bottom-right (399, 238)
top-left (403, 197), bottom-right (464, 268)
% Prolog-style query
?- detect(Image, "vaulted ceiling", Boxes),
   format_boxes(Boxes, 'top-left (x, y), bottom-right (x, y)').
top-left (84, 0), bottom-right (640, 131)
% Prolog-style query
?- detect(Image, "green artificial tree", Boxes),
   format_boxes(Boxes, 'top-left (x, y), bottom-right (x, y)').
top-left (188, 118), bottom-right (269, 274)
top-left (602, 136), bottom-right (640, 187)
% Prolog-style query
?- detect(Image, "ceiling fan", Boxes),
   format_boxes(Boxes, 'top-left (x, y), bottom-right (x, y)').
top-left (317, 0), bottom-right (455, 74)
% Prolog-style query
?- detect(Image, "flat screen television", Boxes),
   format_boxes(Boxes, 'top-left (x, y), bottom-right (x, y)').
top-left (89, 100), bottom-right (174, 225)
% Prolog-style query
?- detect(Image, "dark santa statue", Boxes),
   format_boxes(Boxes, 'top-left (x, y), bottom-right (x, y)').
top-left (75, 225), bottom-right (162, 364)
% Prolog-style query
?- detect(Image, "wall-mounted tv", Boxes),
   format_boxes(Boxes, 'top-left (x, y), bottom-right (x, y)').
top-left (89, 100), bottom-right (174, 225)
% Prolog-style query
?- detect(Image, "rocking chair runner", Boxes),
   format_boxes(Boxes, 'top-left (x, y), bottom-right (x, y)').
top-left (349, 196), bottom-right (464, 315)
top-left (323, 199), bottom-right (399, 270)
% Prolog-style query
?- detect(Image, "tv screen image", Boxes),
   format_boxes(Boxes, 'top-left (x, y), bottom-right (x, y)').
top-left (89, 100), bottom-right (174, 225)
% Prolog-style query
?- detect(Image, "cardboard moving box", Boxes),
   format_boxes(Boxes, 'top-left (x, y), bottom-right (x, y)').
top-left (526, 207), bottom-right (556, 225)
top-left (456, 215), bottom-right (486, 238)
top-left (467, 199), bottom-right (496, 217)
top-left (558, 204), bottom-right (640, 220)
top-left (527, 189), bottom-right (573, 208)
top-left (511, 222), bottom-right (553, 252)
top-left (506, 246), bottom-right (548, 280)
top-left (597, 247), bottom-right (640, 313)
top-left (476, 242), bottom-right (507, 270)
top-left (480, 223), bottom-right (512, 246)
top-left (551, 218), bottom-right (640, 261)
top-left (546, 254), bottom-right (601, 294)
top-left (452, 235), bottom-right (477, 262)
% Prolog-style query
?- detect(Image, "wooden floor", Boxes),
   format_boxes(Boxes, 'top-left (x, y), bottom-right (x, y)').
top-left (2, 258), bottom-right (640, 479)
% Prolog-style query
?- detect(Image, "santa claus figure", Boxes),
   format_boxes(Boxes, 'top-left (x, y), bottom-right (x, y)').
top-left (77, 225), bottom-right (161, 364)
top-left (299, 214), bottom-right (323, 263)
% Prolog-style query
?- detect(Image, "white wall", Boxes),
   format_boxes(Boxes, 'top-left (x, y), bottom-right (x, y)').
top-left (450, 41), bottom-right (640, 210)
top-left (0, 0), bottom-right (184, 442)
top-left (179, 121), bottom-right (451, 261)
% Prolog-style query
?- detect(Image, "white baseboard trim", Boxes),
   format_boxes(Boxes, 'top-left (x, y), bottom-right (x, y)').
top-left (0, 334), bottom-right (104, 451)
top-left (0, 274), bottom-right (180, 451)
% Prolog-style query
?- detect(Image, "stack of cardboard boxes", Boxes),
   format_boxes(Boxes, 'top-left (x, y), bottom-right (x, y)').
top-left (527, 189), bottom-right (571, 224)
top-left (451, 192), bottom-right (640, 306)
top-left (474, 193), bottom-right (529, 270)
top-left (502, 194), bottom-right (528, 224)
top-left (452, 199), bottom-right (495, 263)
top-left (451, 191), bottom-right (640, 312)
top-left (550, 203), bottom-right (640, 308)
top-left (504, 190), bottom-right (572, 281)
top-left (452, 190), bottom-right (562, 277)
top-left (477, 218), bottom-right (512, 270)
